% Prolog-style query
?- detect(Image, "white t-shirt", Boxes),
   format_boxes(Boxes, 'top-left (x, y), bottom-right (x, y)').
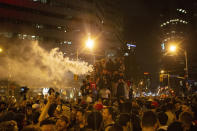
top-left (86, 95), bottom-right (93, 103)
top-left (100, 88), bottom-right (111, 99)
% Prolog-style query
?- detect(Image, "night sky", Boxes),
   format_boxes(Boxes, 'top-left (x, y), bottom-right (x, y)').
top-left (123, 0), bottom-right (164, 74)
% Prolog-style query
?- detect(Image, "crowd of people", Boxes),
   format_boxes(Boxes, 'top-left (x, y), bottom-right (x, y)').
top-left (80, 57), bottom-right (132, 102)
top-left (0, 91), bottom-right (197, 131)
top-left (0, 58), bottom-right (197, 131)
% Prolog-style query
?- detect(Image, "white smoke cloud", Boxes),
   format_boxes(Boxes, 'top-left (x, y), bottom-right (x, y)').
top-left (0, 41), bottom-right (93, 89)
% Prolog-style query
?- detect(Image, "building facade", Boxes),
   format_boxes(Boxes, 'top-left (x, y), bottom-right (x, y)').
top-left (94, 0), bottom-right (125, 57)
top-left (0, 0), bottom-right (124, 60)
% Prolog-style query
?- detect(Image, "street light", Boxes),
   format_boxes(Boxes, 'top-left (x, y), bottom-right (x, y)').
top-left (161, 70), bottom-right (165, 74)
top-left (85, 37), bottom-right (94, 49)
top-left (86, 37), bottom-right (95, 64)
top-left (169, 45), bottom-right (176, 52)
top-left (0, 48), bottom-right (2, 52)
top-left (169, 44), bottom-right (189, 89)
top-left (76, 37), bottom-right (95, 62)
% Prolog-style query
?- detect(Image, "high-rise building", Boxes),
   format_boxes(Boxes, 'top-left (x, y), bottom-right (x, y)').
top-left (160, 2), bottom-right (190, 52)
top-left (160, 0), bottom-right (190, 75)
top-left (0, 0), bottom-right (124, 60)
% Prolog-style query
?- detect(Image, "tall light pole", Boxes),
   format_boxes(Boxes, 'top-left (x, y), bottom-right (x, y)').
top-left (169, 45), bottom-right (189, 89)
top-left (76, 49), bottom-right (78, 61)
top-left (85, 37), bottom-right (95, 64)
top-left (184, 50), bottom-right (188, 80)
top-left (184, 50), bottom-right (189, 90)
top-left (76, 37), bottom-right (95, 63)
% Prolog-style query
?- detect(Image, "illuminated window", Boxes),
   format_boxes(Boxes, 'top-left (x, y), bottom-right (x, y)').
top-left (33, 0), bottom-right (47, 4)
top-left (41, 0), bottom-right (47, 3)
top-left (177, 8), bottom-right (187, 14)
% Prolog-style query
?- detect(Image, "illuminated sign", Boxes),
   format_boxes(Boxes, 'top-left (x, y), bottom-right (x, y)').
top-left (161, 43), bottom-right (165, 50)
top-left (127, 44), bottom-right (136, 47)
top-left (127, 44), bottom-right (136, 50)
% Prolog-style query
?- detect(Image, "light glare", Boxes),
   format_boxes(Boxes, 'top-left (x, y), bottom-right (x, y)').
top-left (161, 70), bottom-right (165, 74)
top-left (86, 38), bottom-right (94, 49)
top-left (169, 45), bottom-right (176, 52)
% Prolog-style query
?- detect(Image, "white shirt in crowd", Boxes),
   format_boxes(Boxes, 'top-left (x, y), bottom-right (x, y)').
top-left (100, 88), bottom-right (111, 99)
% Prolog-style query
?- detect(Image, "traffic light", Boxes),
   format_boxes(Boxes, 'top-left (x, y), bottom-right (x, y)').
top-left (74, 74), bottom-right (78, 81)
top-left (160, 74), bottom-right (163, 82)
top-left (144, 72), bottom-right (149, 75)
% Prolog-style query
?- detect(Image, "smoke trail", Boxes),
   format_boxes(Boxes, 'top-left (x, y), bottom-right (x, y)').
top-left (0, 41), bottom-right (93, 89)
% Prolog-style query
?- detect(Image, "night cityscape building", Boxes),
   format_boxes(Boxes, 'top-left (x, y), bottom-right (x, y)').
top-left (124, 43), bottom-right (138, 80)
top-left (95, 0), bottom-right (125, 57)
top-left (160, 3), bottom-right (190, 72)
top-left (0, 0), bottom-right (124, 61)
